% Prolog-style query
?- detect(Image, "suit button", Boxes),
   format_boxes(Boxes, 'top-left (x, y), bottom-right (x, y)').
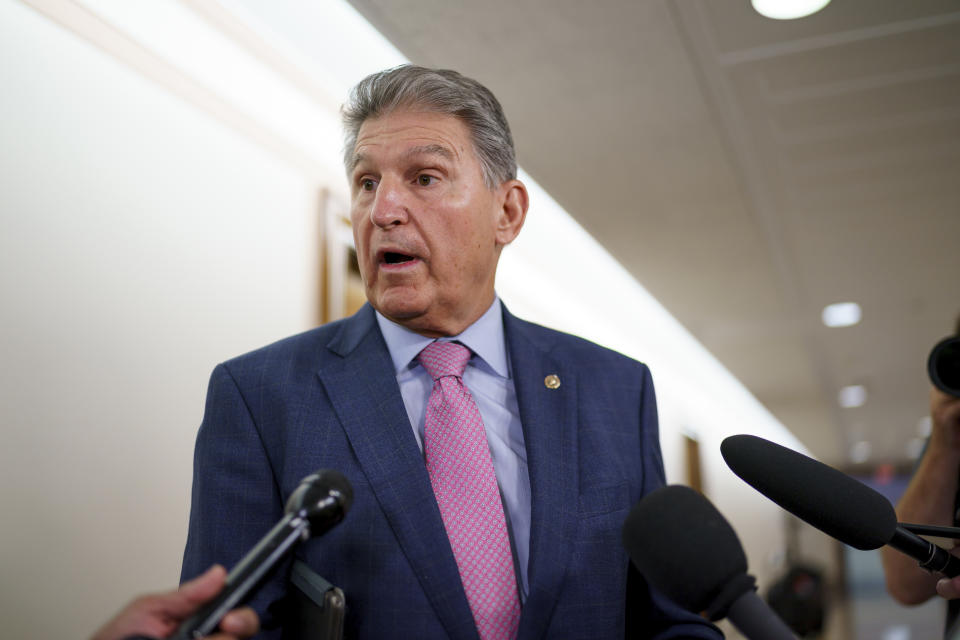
top-left (544, 374), bottom-right (561, 389)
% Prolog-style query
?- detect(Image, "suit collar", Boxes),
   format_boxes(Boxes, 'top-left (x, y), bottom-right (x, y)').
top-left (325, 303), bottom-right (378, 358)
top-left (373, 299), bottom-right (510, 379)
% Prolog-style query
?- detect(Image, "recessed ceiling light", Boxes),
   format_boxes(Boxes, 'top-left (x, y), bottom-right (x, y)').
top-left (751, 0), bottom-right (832, 20)
top-left (822, 302), bottom-right (861, 328)
top-left (838, 384), bottom-right (867, 408)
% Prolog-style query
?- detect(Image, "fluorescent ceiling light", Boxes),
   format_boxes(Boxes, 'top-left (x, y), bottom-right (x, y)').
top-left (838, 384), bottom-right (867, 408)
top-left (822, 302), bottom-right (861, 328)
top-left (751, 0), bottom-right (831, 20)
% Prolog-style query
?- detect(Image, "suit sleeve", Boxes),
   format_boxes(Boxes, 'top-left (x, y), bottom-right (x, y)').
top-left (631, 365), bottom-right (724, 639)
top-left (181, 363), bottom-right (287, 638)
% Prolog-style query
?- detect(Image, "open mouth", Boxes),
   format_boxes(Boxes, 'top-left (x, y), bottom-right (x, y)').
top-left (383, 252), bottom-right (416, 265)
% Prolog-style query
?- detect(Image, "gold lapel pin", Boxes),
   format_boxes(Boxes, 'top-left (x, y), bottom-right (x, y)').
top-left (544, 374), bottom-right (561, 389)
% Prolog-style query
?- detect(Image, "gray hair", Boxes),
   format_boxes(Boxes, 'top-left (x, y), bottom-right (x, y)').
top-left (342, 65), bottom-right (517, 188)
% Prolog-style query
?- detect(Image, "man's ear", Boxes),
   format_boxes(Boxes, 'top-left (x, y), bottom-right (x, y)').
top-left (494, 179), bottom-right (529, 246)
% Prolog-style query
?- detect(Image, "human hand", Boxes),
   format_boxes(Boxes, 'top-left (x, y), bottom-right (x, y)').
top-left (937, 574), bottom-right (960, 600)
top-left (90, 565), bottom-right (259, 640)
top-left (930, 387), bottom-right (960, 451)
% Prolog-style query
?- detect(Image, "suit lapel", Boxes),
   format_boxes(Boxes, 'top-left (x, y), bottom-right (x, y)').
top-left (504, 309), bottom-right (579, 640)
top-left (317, 305), bottom-right (479, 640)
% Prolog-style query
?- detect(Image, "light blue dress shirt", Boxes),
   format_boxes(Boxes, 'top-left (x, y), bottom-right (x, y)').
top-left (375, 298), bottom-right (531, 602)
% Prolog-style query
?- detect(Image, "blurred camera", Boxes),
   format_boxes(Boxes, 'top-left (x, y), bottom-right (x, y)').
top-left (929, 336), bottom-right (960, 398)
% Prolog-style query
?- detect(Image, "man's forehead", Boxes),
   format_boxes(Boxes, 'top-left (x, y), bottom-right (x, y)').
top-left (349, 110), bottom-right (471, 170)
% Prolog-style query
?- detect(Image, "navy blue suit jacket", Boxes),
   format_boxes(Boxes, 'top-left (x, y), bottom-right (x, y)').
top-left (181, 304), bottom-right (721, 639)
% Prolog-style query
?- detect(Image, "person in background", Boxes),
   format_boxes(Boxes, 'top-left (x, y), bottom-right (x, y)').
top-left (881, 315), bottom-right (960, 636)
top-left (91, 565), bottom-right (259, 640)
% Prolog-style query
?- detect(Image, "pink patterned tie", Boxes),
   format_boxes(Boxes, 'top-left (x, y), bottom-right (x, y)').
top-left (418, 341), bottom-right (521, 640)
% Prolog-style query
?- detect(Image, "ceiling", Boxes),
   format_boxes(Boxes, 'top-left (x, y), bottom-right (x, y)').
top-left (343, 0), bottom-right (960, 466)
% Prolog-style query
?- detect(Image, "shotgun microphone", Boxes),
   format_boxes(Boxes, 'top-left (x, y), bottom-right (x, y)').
top-left (721, 434), bottom-right (960, 577)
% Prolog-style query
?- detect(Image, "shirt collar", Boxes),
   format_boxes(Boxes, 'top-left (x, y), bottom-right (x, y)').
top-left (375, 297), bottom-right (510, 378)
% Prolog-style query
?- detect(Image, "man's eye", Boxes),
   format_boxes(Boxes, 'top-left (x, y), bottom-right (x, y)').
top-left (417, 174), bottom-right (436, 186)
top-left (360, 178), bottom-right (376, 191)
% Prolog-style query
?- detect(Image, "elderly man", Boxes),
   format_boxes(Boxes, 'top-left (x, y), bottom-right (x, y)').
top-left (182, 65), bottom-right (720, 639)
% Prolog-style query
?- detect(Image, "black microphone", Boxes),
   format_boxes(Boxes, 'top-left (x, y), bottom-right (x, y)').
top-left (622, 484), bottom-right (797, 640)
top-left (172, 469), bottom-right (353, 640)
top-left (721, 434), bottom-right (960, 577)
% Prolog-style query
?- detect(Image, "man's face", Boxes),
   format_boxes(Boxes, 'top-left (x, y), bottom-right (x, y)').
top-left (349, 109), bottom-right (524, 337)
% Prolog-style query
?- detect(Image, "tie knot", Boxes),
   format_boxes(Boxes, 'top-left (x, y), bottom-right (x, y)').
top-left (418, 341), bottom-right (471, 380)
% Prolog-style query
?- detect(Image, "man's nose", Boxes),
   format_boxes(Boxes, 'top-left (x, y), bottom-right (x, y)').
top-left (369, 179), bottom-right (409, 228)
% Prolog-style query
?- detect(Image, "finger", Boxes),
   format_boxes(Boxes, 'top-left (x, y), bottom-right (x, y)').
top-left (163, 565), bottom-right (228, 617)
top-left (217, 607), bottom-right (260, 638)
top-left (937, 576), bottom-right (960, 599)
top-left (89, 594), bottom-right (171, 640)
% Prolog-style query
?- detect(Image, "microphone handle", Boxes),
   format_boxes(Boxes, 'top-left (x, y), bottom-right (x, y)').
top-left (726, 589), bottom-right (797, 640)
top-left (889, 527), bottom-right (960, 577)
top-left (171, 513), bottom-right (310, 639)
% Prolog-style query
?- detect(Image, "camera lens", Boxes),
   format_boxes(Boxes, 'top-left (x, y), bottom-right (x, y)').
top-left (929, 337), bottom-right (960, 398)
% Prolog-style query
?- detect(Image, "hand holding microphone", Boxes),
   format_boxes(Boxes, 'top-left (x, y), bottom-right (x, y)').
top-left (172, 469), bottom-right (353, 639)
top-left (94, 469), bottom-right (352, 640)
top-left (91, 566), bottom-right (259, 640)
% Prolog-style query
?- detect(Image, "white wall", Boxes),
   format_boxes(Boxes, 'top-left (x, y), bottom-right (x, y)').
top-left (0, 2), bottom-right (323, 637)
top-left (497, 180), bottom-right (805, 602)
top-left (0, 2), bottom-right (825, 639)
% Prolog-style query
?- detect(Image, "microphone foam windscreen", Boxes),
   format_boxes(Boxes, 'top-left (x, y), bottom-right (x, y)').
top-left (622, 484), bottom-right (747, 613)
top-left (286, 469), bottom-right (354, 534)
top-left (721, 434), bottom-right (896, 550)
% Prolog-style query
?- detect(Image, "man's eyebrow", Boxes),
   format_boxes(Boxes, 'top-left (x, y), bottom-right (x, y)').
top-left (402, 144), bottom-right (456, 163)
top-left (349, 144), bottom-right (456, 174)
top-left (348, 152), bottom-right (367, 174)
